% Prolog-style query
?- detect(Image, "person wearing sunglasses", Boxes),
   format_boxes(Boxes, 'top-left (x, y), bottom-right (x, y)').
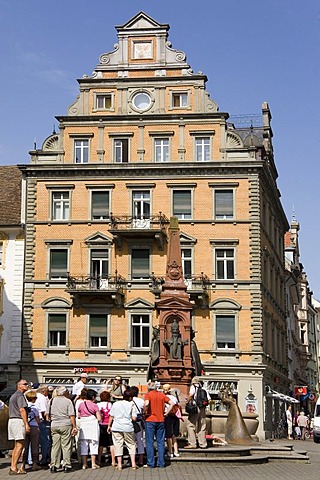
top-left (8, 380), bottom-right (30, 475)
top-left (109, 377), bottom-right (126, 403)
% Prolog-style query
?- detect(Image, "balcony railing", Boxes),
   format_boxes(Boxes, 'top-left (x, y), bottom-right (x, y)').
top-left (66, 273), bottom-right (126, 295)
top-left (109, 212), bottom-right (169, 250)
top-left (109, 212), bottom-right (169, 230)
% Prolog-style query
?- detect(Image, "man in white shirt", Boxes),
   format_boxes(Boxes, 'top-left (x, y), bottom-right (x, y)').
top-left (35, 385), bottom-right (51, 466)
top-left (72, 373), bottom-right (88, 398)
top-left (286, 405), bottom-right (293, 439)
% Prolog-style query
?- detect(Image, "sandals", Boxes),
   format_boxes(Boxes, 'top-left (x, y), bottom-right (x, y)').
top-left (92, 465), bottom-right (100, 469)
top-left (82, 465), bottom-right (88, 470)
top-left (132, 466), bottom-right (139, 470)
top-left (115, 466), bottom-right (122, 471)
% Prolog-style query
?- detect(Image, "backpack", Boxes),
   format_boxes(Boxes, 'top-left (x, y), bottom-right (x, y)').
top-left (185, 399), bottom-right (198, 415)
top-left (195, 385), bottom-right (209, 408)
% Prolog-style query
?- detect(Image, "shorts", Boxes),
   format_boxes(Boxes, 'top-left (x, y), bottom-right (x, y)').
top-left (165, 415), bottom-right (180, 438)
top-left (8, 418), bottom-right (26, 441)
top-left (99, 425), bottom-right (113, 447)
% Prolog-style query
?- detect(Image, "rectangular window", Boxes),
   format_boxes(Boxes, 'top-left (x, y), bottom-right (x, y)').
top-left (114, 139), bottom-right (129, 163)
top-left (214, 190), bottom-right (234, 219)
top-left (91, 249), bottom-right (109, 278)
top-left (89, 314), bottom-right (108, 347)
top-left (131, 314), bottom-right (150, 348)
top-left (155, 138), bottom-right (169, 162)
top-left (173, 190), bottom-right (192, 219)
top-left (131, 249), bottom-right (150, 279)
top-left (91, 191), bottom-right (110, 220)
top-left (74, 139), bottom-right (89, 163)
top-left (216, 249), bottom-right (235, 280)
top-left (216, 315), bottom-right (235, 349)
top-left (52, 192), bottom-right (70, 221)
top-left (196, 137), bottom-right (210, 161)
top-left (132, 190), bottom-right (150, 219)
top-left (96, 94), bottom-right (112, 110)
top-left (48, 313), bottom-right (66, 347)
top-left (50, 249), bottom-right (68, 279)
top-left (181, 248), bottom-right (192, 278)
top-left (172, 92), bottom-right (188, 108)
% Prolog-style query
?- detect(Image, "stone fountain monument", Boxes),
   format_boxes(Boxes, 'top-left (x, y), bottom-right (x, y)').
top-left (147, 217), bottom-right (203, 399)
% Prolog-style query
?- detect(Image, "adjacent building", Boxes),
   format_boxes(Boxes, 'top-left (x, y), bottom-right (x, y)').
top-left (0, 166), bottom-right (24, 388)
top-left (20, 12), bottom-right (290, 437)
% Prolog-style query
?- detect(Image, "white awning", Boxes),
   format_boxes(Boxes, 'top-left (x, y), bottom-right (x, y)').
top-left (267, 389), bottom-right (299, 403)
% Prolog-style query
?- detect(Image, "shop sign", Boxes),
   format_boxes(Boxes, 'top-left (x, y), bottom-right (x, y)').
top-left (294, 386), bottom-right (308, 396)
top-left (72, 367), bottom-right (98, 374)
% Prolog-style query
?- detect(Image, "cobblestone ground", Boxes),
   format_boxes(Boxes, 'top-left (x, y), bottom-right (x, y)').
top-left (1, 439), bottom-right (319, 480)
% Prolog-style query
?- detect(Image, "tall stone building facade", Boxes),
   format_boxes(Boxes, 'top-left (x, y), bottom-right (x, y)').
top-left (20, 12), bottom-right (289, 437)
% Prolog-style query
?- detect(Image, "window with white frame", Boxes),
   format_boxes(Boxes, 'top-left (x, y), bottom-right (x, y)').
top-left (74, 139), bottom-right (89, 163)
top-left (49, 249), bottom-right (68, 279)
top-left (216, 314), bottom-right (235, 349)
top-left (195, 137), bottom-right (210, 161)
top-left (96, 94), bottom-right (112, 110)
top-left (131, 314), bottom-right (150, 348)
top-left (181, 248), bottom-right (192, 278)
top-left (48, 313), bottom-right (66, 347)
top-left (132, 190), bottom-right (150, 219)
top-left (214, 190), bottom-right (234, 219)
top-left (52, 191), bottom-right (70, 221)
top-left (131, 248), bottom-right (150, 279)
top-left (155, 138), bottom-right (169, 162)
top-left (89, 313), bottom-right (108, 347)
top-left (215, 249), bottom-right (235, 280)
top-left (114, 139), bottom-right (129, 163)
top-left (172, 92), bottom-right (188, 108)
top-left (91, 249), bottom-right (109, 279)
top-left (173, 190), bottom-right (192, 219)
top-left (91, 191), bottom-right (110, 220)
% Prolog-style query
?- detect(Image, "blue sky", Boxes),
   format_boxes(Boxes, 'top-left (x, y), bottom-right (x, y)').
top-left (1, 0), bottom-right (319, 293)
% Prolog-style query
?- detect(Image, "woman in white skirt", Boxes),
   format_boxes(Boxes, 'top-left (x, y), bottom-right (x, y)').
top-left (78, 389), bottom-right (101, 469)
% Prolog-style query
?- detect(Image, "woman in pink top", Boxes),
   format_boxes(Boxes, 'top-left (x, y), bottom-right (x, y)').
top-left (97, 390), bottom-right (115, 466)
top-left (77, 389), bottom-right (101, 469)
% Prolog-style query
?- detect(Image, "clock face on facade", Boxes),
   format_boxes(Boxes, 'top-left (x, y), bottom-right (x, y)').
top-left (132, 92), bottom-right (152, 111)
top-left (133, 41), bottom-right (152, 59)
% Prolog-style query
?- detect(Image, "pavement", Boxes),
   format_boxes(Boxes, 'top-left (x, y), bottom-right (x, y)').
top-left (1, 439), bottom-right (319, 480)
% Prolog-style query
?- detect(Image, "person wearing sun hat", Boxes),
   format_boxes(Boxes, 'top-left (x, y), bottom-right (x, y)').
top-left (185, 376), bottom-right (210, 449)
top-left (162, 384), bottom-right (180, 458)
top-left (72, 373), bottom-right (89, 398)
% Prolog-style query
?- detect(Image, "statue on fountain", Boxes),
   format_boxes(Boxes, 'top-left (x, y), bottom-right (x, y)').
top-left (164, 319), bottom-right (188, 360)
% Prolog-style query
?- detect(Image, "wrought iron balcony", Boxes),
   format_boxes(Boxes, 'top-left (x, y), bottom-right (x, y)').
top-left (66, 273), bottom-right (126, 307)
top-left (108, 212), bottom-right (169, 250)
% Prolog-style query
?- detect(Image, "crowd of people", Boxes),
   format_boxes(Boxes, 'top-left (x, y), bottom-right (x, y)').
top-left (5, 374), bottom-right (210, 474)
top-left (285, 405), bottom-right (313, 440)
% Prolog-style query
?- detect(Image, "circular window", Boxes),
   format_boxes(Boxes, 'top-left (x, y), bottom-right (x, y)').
top-left (132, 92), bottom-right (151, 111)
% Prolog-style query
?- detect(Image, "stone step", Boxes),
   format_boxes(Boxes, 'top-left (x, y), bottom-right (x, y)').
top-left (266, 454), bottom-right (310, 462)
top-left (171, 455), bottom-right (269, 464)
top-left (180, 446), bottom-right (252, 457)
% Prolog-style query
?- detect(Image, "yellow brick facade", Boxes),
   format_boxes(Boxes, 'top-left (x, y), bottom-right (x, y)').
top-left (21, 13), bottom-right (289, 438)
